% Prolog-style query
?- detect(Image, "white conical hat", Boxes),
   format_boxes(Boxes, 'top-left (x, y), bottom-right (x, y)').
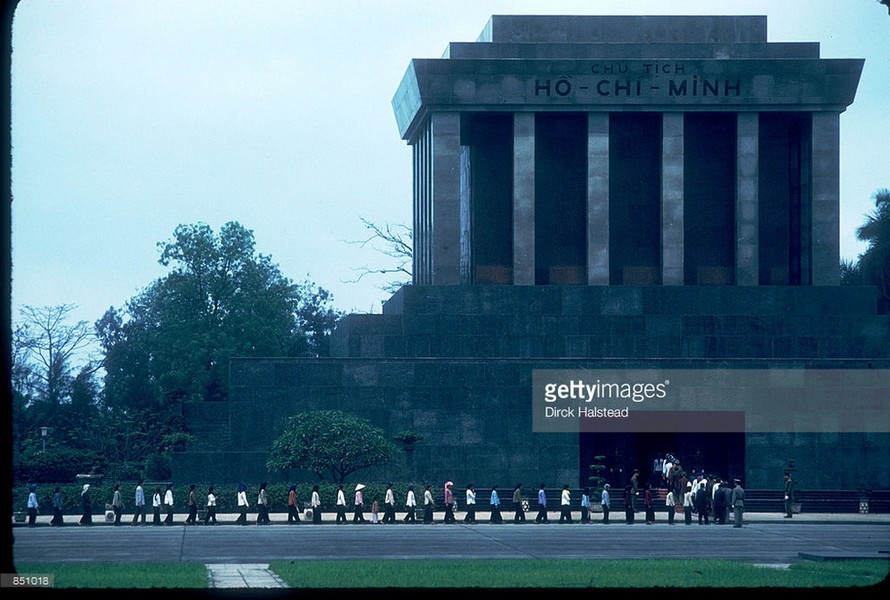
top-left (355, 483), bottom-right (366, 491)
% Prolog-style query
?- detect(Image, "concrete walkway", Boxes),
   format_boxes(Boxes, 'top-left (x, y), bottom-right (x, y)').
top-left (205, 563), bottom-right (288, 588)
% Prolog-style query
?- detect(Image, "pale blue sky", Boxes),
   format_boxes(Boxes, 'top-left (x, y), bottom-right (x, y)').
top-left (10, 0), bottom-right (890, 334)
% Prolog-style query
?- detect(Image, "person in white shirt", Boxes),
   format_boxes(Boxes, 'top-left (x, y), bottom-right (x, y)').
top-left (152, 487), bottom-right (162, 525)
top-left (600, 483), bottom-right (611, 524)
top-left (463, 484), bottom-right (477, 523)
top-left (580, 487), bottom-right (591, 523)
top-left (163, 484), bottom-right (174, 525)
top-left (27, 484), bottom-right (39, 527)
top-left (383, 483), bottom-right (396, 524)
top-left (132, 481), bottom-right (145, 525)
top-left (310, 485), bottom-right (322, 524)
top-left (236, 482), bottom-right (249, 525)
top-left (559, 484), bottom-right (573, 523)
top-left (403, 484), bottom-right (417, 523)
top-left (335, 485), bottom-right (348, 524)
top-left (683, 482), bottom-right (694, 525)
top-left (256, 482), bottom-right (270, 525)
top-left (422, 485), bottom-right (434, 523)
top-left (204, 485), bottom-right (218, 525)
top-left (665, 488), bottom-right (676, 525)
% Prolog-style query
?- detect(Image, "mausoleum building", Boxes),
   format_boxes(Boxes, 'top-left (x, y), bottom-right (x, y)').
top-left (173, 16), bottom-right (889, 493)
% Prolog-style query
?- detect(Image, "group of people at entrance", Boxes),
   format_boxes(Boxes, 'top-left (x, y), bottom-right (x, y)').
top-left (621, 452), bottom-right (749, 527)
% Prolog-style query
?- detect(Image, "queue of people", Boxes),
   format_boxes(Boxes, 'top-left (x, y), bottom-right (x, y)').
top-left (18, 468), bottom-right (753, 526)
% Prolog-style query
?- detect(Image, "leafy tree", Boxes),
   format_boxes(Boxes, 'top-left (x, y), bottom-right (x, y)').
top-left (853, 188), bottom-right (890, 311)
top-left (97, 221), bottom-right (342, 412)
top-left (346, 216), bottom-right (412, 294)
top-left (267, 410), bottom-right (397, 483)
top-left (880, 1), bottom-right (890, 16)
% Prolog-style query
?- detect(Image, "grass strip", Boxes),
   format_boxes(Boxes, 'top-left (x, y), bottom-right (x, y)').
top-left (12, 559), bottom-right (887, 588)
top-left (12, 562), bottom-right (208, 588)
top-left (270, 558), bottom-right (889, 588)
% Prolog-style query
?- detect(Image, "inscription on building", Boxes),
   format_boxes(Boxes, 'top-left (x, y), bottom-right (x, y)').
top-left (534, 62), bottom-right (741, 99)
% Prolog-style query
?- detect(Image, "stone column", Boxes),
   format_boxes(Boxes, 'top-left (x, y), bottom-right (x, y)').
top-left (736, 112), bottom-right (759, 286)
top-left (810, 111), bottom-right (841, 286)
top-left (587, 113), bottom-right (609, 285)
top-left (661, 112), bottom-right (684, 285)
top-left (430, 112), bottom-right (462, 285)
top-left (513, 112), bottom-right (536, 285)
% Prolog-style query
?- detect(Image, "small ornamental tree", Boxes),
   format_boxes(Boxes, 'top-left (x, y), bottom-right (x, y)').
top-left (588, 455), bottom-right (608, 501)
top-left (266, 410), bottom-right (397, 483)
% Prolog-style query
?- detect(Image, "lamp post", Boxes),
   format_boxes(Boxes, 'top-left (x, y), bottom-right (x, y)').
top-left (40, 426), bottom-right (49, 452)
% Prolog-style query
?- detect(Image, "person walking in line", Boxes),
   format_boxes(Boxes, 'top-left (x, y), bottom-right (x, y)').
top-left (235, 483), bottom-right (250, 525)
top-left (464, 484), bottom-right (477, 523)
top-left (404, 484), bottom-right (417, 523)
top-left (623, 485), bottom-right (635, 524)
top-left (310, 484), bottom-right (322, 524)
top-left (580, 487), bottom-right (591, 523)
top-left (489, 485), bottom-right (503, 523)
top-left (335, 484), bottom-right (348, 524)
top-left (132, 480), bottom-right (145, 525)
top-left (371, 497), bottom-right (380, 524)
top-left (731, 479), bottom-right (745, 528)
top-left (630, 469), bottom-right (641, 514)
top-left (695, 482), bottom-right (710, 525)
top-left (383, 483), bottom-right (396, 524)
top-left (112, 484), bottom-right (124, 526)
top-left (51, 486), bottom-right (64, 526)
top-left (286, 484), bottom-right (301, 524)
top-left (512, 483), bottom-right (526, 523)
top-left (152, 487), bottom-right (162, 525)
top-left (683, 482), bottom-right (694, 525)
top-left (204, 486), bottom-right (218, 525)
top-left (423, 485), bottom-right (435, 524)
top-left (600, 483), bottom-right (611, 524)
top-left (185, 484), bottom-right (198, 525)
top-left (559, 484), bottom-right (573, 523)
top-left (720, 480), bottom-right (732, 524)
top-left (712, 478), bottom-right (726, 524)
top-left (783, 472), bottom-right (796, 519)
top-left (443, 481), bottom-right (456, 523)
top-left (257, 482), bottom-right (271, 525)
top-left (353, 484), bottom-right (367, 523)
top-left (163, 483), bottom-right (174, 525)
top-left (644, 483), bottom-right (655, 525)
top-left (665, 488), bottom-right (676, 525)
top-left (79, 484), bottom-right (93, 526)
top-left (535, 483), bottom-right (549, 523)
top-left (27, 484), bottom-right (39, 527)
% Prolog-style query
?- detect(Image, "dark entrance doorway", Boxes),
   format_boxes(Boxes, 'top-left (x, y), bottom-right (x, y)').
top-left (579, 431), bottom-right (745, 490)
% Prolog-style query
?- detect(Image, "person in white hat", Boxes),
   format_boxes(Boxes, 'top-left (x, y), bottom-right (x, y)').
top-left (353, 484), bottom-right (366, 523)
top-left (79, 484), bottom-right (92, 526)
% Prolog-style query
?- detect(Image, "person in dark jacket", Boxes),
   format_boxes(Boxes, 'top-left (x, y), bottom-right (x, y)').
top-left (731, 479), bottom-right (745, 527)
top-left (694, 484), bottom-right (710, 524)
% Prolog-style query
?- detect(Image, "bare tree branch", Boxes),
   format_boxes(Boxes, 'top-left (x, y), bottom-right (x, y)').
top-left (344, 216), bottom-right (413, 293)
top-left (13, 304), bottom-right (101, 404)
